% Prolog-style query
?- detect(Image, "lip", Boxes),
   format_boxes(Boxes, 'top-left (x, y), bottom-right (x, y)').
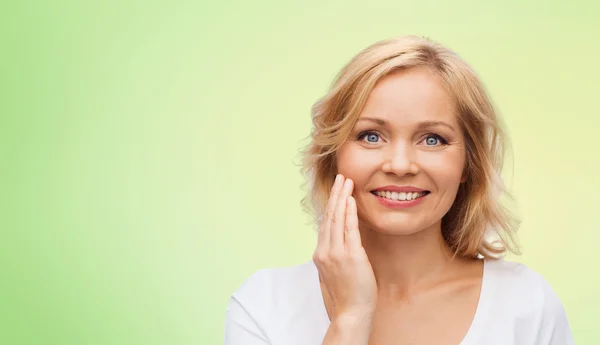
top-left (371, 185), bottom-right (429, 193)
top-left (372, 191), bottom-right (429, 209)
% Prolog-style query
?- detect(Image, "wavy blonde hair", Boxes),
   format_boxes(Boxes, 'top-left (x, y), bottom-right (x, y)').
top-left (300, 35), bottom-right (520, 258)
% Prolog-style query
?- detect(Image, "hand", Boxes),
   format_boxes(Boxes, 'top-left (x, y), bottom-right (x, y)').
top-left (313, 174), bottom-right (378, 320)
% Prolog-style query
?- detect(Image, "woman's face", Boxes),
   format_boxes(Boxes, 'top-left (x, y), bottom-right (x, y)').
top-left (336, 67), bottom-right (466, 235)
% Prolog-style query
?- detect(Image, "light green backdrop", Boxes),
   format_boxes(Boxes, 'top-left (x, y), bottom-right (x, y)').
top-left (1, 1), bottom-right (598, 344)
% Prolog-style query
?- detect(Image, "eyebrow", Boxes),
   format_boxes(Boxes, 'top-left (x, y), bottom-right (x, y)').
top-left (357, 117), bottom-right (457, 132)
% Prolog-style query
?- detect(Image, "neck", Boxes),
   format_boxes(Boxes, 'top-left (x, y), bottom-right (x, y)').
top-left (359, 220), bottom-right (459, 299)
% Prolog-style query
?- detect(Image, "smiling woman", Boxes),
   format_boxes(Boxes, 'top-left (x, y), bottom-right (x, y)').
top-left (223, 35), bottom-right (574, 345)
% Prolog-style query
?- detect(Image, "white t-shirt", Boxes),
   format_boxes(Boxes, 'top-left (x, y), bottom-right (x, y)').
top-left (223, 259), bottom-right (573, 345)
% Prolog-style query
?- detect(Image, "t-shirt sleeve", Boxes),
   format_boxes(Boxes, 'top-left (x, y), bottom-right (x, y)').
top-left (223, 295), bottom-right (271, 345)
top-left (535, 276), bottom-right (574, 345)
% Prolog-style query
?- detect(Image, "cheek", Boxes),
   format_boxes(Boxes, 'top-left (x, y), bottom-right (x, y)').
top-left (335, 147), bottom-right (381, 192)
top-left (435, 164), bottom-right (465, 186)
top-left (336, 145), bottom-right (369, 175)
top-left (415, 155), bottom-right (465, 200)
top-left (422, 150), bottom-right (465, 179)
top-left (336, 152), bottom-right (359, 181)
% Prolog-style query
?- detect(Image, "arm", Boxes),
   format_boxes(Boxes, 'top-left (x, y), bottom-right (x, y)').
top-left (223, 295), bottom-right (270, 345)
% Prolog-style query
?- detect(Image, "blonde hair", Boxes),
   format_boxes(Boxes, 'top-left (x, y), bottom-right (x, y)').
top-left (300, 35), bottom-right (520, 258)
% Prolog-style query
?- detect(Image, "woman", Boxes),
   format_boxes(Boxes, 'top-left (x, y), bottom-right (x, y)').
top-left (223, 35), bottom-right (573, 345)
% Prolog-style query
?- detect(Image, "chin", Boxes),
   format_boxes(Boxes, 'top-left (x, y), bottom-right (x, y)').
top-left (361, 215), bottom-right (430, 236)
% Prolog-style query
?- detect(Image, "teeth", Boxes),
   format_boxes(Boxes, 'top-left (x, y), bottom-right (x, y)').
top-left (375, 191), bottom-right (427, 201)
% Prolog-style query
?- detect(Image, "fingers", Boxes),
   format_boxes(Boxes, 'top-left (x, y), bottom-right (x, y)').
top-left (317, 174), bottom-right (344, 251)
top-left (345, 196), bottom-right (362, 251)
top-left (330, 177), bottom-right (354, 254)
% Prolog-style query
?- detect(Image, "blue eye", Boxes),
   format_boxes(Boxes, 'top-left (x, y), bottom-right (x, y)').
top-left (358, 131), bottom-right (380, 144)
top-left (423, 134), bottom-right (447, 146)
top-left (425, 136), bottom-right (439, 145)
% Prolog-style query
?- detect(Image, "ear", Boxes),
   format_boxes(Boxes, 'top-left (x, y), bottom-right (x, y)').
top-left (460, 170), bottom-right (467, 183)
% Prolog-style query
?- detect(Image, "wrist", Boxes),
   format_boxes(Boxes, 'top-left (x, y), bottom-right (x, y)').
top-left (332, 309), bottom-right (375, 328)
top-left (329, 311), bottom-right (374, 344)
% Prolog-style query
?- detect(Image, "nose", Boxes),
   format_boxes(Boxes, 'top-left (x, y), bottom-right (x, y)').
top-left (381, 142), bottom-right (420, 176)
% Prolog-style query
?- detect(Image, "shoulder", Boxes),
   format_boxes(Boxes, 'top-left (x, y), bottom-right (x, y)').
top-left (484, 258), bottom-right (542, 289)
top-left (232, 260), bottom-right (317, 298)
top-left (229, 260), bottom-right (319, 315)
top-left (483, 259), bottom-right (573, 344)
top-left (484, 259), bottom-right (562, 309)
top-left (224, 260), bottom-right (329, 344)
top-left (484, 259), bottom-right (560, 303)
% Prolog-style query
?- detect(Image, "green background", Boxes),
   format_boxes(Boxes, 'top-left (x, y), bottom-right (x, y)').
top-left (1, 0), bottom-right (598, 344)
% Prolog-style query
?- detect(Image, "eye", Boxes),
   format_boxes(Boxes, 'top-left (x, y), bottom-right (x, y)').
top-left (422, 134), bottom-right (448, 146)
top-left (357, 131), bottom-right (381, 144)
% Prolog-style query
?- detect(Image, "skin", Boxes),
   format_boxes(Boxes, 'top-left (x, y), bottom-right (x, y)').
top-left (314, 67), bottom-right (484, 345)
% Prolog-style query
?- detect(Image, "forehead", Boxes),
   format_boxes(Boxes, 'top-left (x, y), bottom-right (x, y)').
top-left (359, 68), bottom-right (457, 127)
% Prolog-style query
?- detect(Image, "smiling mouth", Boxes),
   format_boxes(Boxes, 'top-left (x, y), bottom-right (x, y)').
top-left (370, 190), bottom-right (431, 201)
